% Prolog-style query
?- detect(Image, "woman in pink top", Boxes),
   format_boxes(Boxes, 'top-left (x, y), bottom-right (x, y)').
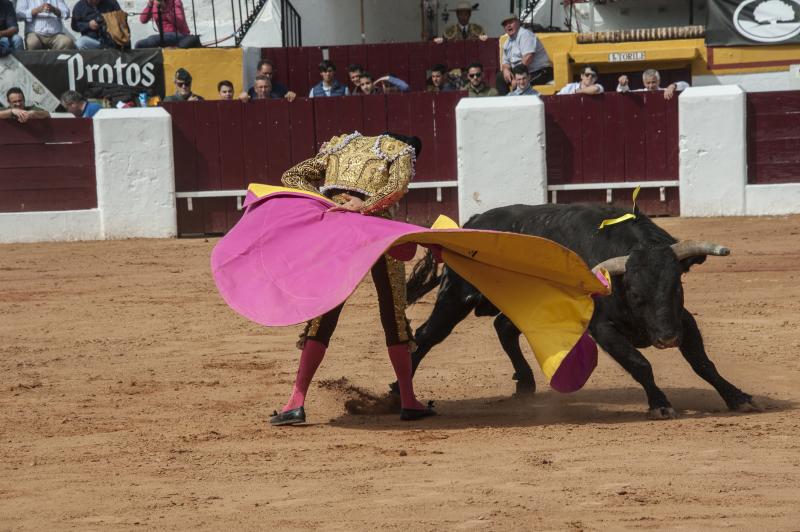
top-left (135, 0), bottom-right (199, 48)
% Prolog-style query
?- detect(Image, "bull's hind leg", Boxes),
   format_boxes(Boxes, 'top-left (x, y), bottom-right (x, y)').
top-left (591, 320), bottom-right (676, 419)
top-left (678, 310), bottom-right (759, 412)
top-left (493, 314), bottom-right (535, 394)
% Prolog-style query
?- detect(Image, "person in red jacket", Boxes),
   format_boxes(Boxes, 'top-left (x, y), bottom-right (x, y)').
top-left (135, 0), bottom-right (199, 48)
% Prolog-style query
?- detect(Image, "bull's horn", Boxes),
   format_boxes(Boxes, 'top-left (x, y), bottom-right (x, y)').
top-left (671, 240), bottom-right (730, 260)
top-left (592, 255), bottom-right (628, 276)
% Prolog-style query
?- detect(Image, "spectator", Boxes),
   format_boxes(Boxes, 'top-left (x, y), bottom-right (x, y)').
top-left (162, 68), bottom-right (204, 102)
top-left (375, 75), bottom-right (409, 94)
top-left (135, 0), bottom-right (199, 49)
top-left (558, 64), bottom-right (604, 95)
top-left (434, 1), bottom-right (487, 43)
top-left (61, 90), bottom-right (102, 118)
top-left (499, 14), bottom-right (552, 95)
top-left (507, 64), bottom-right (539, 96)
top-left (358, 72), bottom-right (380, 95)
top-left (15, 0), bottom-right (75, 50)
top-left (309, 60), bottom-right (348, 98)
top-left (217, 80), bottom-right (234, 100)
top-left (426, 64), bottom-right (457, 93)
top-left (617, 69), bottom-right (689, 100)
top-left (239, 74), bottom-right (296, 102)
top-left (348, 63), bottom-right (364, 95)
top-left (0, 0), bottom-right (23, 54)
top-left (241, 59), bottom-right (292, 100)
top-left (71, 0), bottom-right (121, 50)
top-left (465, 62), bottom-right (498, 98)
top-left (1, 87), bottom-right (50, 121)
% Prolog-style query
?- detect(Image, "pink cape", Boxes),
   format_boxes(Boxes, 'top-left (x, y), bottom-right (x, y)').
top-left (211, 188), bottom-right (610, 392)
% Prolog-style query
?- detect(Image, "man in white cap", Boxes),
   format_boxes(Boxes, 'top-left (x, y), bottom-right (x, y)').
top-left (434, 1), bottom-right (487, 43)
top-left (499, 14), bottom-right (552, 93)
top-left (557, 64), bottom-right (605, 95)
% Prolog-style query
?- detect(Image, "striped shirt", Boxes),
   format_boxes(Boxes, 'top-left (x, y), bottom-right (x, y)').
top-left (16, 0), bottom-right (70, 36)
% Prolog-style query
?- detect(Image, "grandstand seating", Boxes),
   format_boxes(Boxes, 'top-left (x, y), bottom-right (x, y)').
top-left (260, 39), bottom-right (500, 96)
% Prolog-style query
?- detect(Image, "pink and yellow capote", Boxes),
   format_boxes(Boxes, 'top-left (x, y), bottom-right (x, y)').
top-left (211, 184), bottom-right (612, 392)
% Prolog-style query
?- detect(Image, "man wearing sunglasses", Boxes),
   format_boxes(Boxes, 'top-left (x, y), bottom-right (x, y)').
top-left (163, 68), bottom-right (204, 102)
top-left (557, 65), bottom-right (605, 95)
top-left (465, 62), bottom-right (498, 98)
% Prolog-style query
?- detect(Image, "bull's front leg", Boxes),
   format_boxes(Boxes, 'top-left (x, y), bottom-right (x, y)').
top-left (678, 309), bottom-right (759, 412)
top-left (493, 314), bottom-right (535, 394)
top-left (590, 319), bottom-right (676, 419)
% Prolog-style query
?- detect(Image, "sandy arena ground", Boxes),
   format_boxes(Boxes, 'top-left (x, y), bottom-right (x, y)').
top-left (1, 215), bottom-right (800, 530)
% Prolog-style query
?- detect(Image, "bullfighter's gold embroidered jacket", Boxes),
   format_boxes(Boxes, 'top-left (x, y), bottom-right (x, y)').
top-left (281, 132), bottom-right (415, 215)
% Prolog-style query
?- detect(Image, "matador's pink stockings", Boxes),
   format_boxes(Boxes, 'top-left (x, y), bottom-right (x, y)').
top-left (282, 339), bottom-right (326, 412)
top-left (387, 343), bottom-right (426, 410)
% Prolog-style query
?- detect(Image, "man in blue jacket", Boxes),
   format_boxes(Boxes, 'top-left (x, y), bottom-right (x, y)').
top-left (61, 90), bottom-right (102, 118)
top-left (71, 0), bottom-right (121, 50)
top-left (308, 60), bottom-right (348, 98)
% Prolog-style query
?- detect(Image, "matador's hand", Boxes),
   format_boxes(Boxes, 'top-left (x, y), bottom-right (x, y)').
top-left (327, 194), bottom-right (364, 213)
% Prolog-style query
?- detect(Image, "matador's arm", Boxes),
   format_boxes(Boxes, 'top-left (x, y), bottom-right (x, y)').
top-left (360, 153), bottom-right (413, 215)
top-left (280, 155), bottom-right (327, 194)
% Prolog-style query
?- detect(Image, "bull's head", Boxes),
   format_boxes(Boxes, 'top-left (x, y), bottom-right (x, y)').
top-left (592, 241), bottom-right (729, 349)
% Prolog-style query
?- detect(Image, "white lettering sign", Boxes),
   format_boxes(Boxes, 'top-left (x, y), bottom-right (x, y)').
top-left (57, 53), bottom-right (157, 90)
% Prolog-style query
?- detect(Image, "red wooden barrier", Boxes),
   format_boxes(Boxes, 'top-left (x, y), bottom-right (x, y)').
top-left (543, 92), bottom-right (680, 216)
top-left (0, 119), bottom-right (96, 213)
top-left (165, 92), bottom-right (464, 235)
top-left (167, 87), bottom-right (684, 235)
top-left (261, 39), bottom-right (500, 97)
top-left (747, 91), bottom-right (800, 185)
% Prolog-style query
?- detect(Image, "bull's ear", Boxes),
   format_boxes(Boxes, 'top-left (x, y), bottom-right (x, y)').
top-left (680, 255), bottom-right (707, 272)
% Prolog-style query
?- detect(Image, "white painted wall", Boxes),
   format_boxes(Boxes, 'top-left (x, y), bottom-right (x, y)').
top-left (694, 69), bottom-right (800, 93)
top-left (679, 85), bottom-right (747, 217)
top-left (0, 108), bottom-right (177, 244)
top-left (0, 210), bottom-right (102, 244)
top-left (290, 0), bottom-right (567, 46)
top-left (745, 184), bottom-right (800, 215)
top-left (570, 0), bottom-right (704, 32)
top-left (456, 96), bottom-right (547, 225)
top-left (240, 0), bottom-right (283, 48)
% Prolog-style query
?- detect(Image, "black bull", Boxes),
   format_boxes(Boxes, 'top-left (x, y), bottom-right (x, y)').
top-left (400, 203), bottom-right (758, 419)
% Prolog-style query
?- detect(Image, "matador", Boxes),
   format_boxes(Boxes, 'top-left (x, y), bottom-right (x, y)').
top-left (271, 131), bottom-right (435, 425)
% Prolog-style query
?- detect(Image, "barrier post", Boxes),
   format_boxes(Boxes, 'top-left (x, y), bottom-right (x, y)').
top-left (93, 108), bottom-right (178, 239)
top-left (455, 96), bottom-right (547, 225)
top-left (679, 85), bottom-right (746, 216)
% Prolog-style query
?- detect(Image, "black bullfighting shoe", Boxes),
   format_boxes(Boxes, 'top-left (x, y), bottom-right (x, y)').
top-left (270, 406), bottom-right (306, 426)
top-left (400, 401), bottom-right (436, 421)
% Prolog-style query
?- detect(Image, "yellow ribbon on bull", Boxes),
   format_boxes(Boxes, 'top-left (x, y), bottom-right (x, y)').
top-left (598, 186), bottom-right (640, 229)
top-left (246, 184), bottom-right (610, 382)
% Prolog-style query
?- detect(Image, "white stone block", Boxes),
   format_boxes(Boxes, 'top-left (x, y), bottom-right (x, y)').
top-left (93, 108), bottom-right (177, 239)
top-left (456, 96), bottom-right (547, 225)
top-left (679, 85), bottom-right (747, 217)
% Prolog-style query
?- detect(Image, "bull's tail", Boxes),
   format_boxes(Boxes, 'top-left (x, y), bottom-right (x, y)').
top-left (406, 249), bottom-right (441, 305)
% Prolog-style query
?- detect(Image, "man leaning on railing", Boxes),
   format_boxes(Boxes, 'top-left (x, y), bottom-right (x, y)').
top-left (1, 87), bottom-right (50, 122)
